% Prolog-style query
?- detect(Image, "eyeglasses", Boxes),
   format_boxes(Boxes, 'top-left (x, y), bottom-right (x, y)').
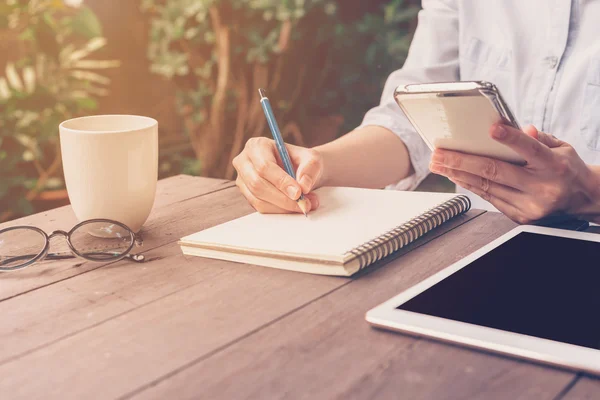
top-left (0, 219), bottom-right (145, 272)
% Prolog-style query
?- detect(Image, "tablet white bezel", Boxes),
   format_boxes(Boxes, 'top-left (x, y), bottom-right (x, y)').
top-left (365, 225), bottom-right (600, 375)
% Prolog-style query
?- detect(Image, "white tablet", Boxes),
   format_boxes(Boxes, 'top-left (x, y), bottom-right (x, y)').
top-left (366, 225), bottom-right (600, 375)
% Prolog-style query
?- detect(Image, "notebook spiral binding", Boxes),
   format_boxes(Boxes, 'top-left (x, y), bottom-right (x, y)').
top-left (347, 195), bottom-right (471, 270)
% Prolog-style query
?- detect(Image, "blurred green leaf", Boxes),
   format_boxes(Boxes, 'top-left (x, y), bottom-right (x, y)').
top-left (182, 158), bottom-right (202, 176)
top-left (74, 97), bottom-right (98, 110)
top-left (45, 177), bottom-right (64, 189)
top-left (19, 28), bottom-right (36, 42)
top-left (15, 197), bottom-right (34, 216)
top-left (71, 6), bottom-right (103, 38)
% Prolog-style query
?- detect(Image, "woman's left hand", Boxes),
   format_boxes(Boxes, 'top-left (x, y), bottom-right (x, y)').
top-left (429, 123), bottom-right (600, 224)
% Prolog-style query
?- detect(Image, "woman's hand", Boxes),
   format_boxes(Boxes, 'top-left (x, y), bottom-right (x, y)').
top-left (429, 124), bottom-right (600, 224)
top-left (232, 137), bottom-right (323, 214)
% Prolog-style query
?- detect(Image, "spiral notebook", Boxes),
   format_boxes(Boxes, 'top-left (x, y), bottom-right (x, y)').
top-left (178, 187), bottom-right (471, 276)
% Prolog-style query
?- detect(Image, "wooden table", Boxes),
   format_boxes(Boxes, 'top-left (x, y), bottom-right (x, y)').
top-left (1, 175), bottom-right (599, 400)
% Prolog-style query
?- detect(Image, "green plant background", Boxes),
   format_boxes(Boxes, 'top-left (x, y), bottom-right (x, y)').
top-left (0, 0), bottom-right (452, 222)
top-left (0, 0), bottom-right (119, 220)
top-left (141, 0), bottom-right (421, 179)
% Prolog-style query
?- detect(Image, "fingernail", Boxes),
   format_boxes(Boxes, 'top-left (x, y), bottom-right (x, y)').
top-left (429, 162), bottom-right (442, 173)
top-left (299, 175), bottom-right (313, 191)
top-left (286, 186), bottom-right (300, 199)
top-left (492, 125), bottom-right (507, 139)
top-left (431, 151), bottom-right (444, 164)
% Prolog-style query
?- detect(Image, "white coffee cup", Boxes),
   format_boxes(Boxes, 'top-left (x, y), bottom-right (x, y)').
top-left (59, 115), bottom-right (158, 233)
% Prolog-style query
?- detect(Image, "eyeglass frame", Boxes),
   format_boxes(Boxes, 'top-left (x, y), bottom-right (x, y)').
top-left (0, 218), bottom-right (145, 272)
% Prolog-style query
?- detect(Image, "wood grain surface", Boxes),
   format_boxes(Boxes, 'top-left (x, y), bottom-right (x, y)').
top-left (0, 175), bottom-right (233, 301)
top-left (130, 213), bottom-right (575, 400)
top-left (1, 176), bottom-right (596, 400)
top-left (562, 377), bottom-right (600, 400)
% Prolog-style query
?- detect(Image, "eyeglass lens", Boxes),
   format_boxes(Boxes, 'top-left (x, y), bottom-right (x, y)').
top-left (69, 221), bottom-right (134, 261)
top-left (0, 228), bottom-right (46, 269)
top-left (0, 221), bottom-right (135, 270)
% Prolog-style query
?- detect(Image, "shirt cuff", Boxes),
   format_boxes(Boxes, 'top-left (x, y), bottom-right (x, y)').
top-left (357, 110), bottom-right (432, 191)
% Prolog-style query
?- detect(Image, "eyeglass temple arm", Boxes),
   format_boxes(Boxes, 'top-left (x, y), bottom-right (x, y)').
top-left (0, 252), bottom-right (145, 265)
top-left (48, 252), bottom-right (146, 263)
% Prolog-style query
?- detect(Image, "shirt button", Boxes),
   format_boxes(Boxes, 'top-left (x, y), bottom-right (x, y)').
top-left (544, 56), bottom-right (558, 69)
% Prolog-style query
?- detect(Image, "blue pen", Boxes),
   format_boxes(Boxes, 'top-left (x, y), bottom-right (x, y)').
top-left (259, 88), bottom-right (309, 216)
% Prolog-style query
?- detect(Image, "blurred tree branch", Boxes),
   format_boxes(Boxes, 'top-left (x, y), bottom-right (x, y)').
top-left (142, 0), bottom-right (419, 179)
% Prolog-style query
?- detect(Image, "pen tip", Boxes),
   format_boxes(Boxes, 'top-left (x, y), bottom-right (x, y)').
top-left (258, 88), bottom-right (266, 99)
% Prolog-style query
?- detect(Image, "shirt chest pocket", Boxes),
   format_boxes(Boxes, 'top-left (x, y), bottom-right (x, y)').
top-left (460, 36), bottom-right (513, 100)
top-left (581, 57), bottom-right (600, 151)
top-left (461, 37), bottom-right (513, 73)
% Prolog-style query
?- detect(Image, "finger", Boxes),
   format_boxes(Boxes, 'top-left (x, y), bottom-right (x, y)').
top-left (237, 179), bottom-right (287, 214)
top-left (448, 178), bottom-right (531, 224)
top-left (248, 154), bottom-right (303, 200)
top-left (490, 123), bottom-right (554, 165)
top-left (522, 124), bottom-right (539, 139)
top-left (237, 160), bottom-right (305, 213)
top-left (237, 179), bottom-right (310, 214)
top-left (522, 124), bottom-right (566, 152)
top-left (289, 148), bottom-right (322, 193)
top-left (304, 192), bottom-right (320, 210)
top-left (536, 132), bottom-right (564, 148)
top-left (246, 142), bottom-right (304, 200)
top-left (430, 150), bottom-right (531, 191)
top-left (432, 165), bottom-right (524, 204)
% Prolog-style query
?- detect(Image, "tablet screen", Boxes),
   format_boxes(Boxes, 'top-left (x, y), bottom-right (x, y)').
top-left (397, 232), bottom-right (600, 350)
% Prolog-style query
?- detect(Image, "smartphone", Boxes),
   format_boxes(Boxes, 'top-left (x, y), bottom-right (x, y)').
top-left (393, 81), bottom-right (526, 165)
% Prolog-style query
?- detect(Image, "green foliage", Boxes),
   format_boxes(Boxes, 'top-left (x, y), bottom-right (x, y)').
top-left (70, 6), bottom-right (103, 38)
top-left (142, 0), bottom-right (337, 81)
top-left (322, 0), bottom-right (419, 132)
top-left (142, 0), bottom-right (344, 176)
top-left (159, 153), bottom-right (202, 178)
top-left (142, 0), bottom-right (418, 176)
top-left (0, 0), bottom-right (119, 219)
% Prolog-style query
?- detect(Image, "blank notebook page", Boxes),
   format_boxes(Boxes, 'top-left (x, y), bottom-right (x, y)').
top-left (181, 187), bottom-right (457, 260)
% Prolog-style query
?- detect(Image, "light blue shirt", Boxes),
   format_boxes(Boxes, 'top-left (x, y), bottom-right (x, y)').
top-left (358, 0), bottom-right (600, 211)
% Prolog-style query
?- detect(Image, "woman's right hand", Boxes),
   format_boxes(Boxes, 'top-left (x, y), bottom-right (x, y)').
top-left (232, 137), bottom-right (324, 214)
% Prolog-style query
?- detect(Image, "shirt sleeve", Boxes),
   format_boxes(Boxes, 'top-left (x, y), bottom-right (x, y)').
top-left (356, 0), bottom-right (460, 191)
